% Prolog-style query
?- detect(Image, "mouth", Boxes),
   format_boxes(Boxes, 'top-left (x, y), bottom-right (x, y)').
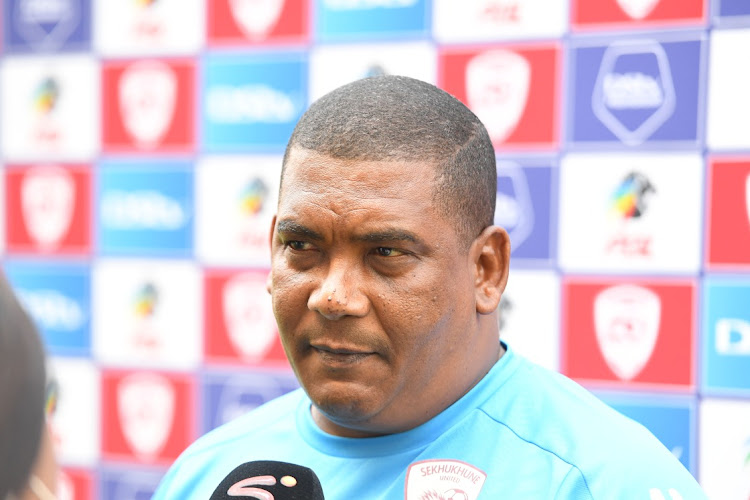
top-left (310, 344), bottom-right (376, 365)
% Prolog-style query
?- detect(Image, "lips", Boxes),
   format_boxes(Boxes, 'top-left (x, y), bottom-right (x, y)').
top-left (310, 343), bottom-right (376, 365)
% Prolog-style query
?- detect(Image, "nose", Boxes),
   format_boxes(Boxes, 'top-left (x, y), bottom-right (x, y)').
top-left (308, 262), bottom-right (369, 320)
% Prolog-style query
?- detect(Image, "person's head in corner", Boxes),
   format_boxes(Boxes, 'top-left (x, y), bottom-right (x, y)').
top-left (0, 273), bottom-right (59, 500)
top-left (268, 75), bottom-right (511, 438)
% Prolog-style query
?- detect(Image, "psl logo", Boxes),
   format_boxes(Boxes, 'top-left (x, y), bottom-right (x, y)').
top-left (21, 166), bottom-right (75, 249)
top-left (495, 163), bottom-right (534, 251)
top-left (466, 49), bottom-right (530, 144)
top-left (118, 60), bottom-right (177, 148)
top-left (617, 0), bottom-right (660, 19)
top-left (229, 0), bottom-right (285, 39)
top-left (117, 372), bottom-right (175, 460)
top-left (592, 41), bottom-right (675, 146)
top-left (594, 284), bottom-right (661, 380)
top-left (222, 273), bottom-right (277, 361)
top-left (14, 0), bottom-right (81, 50)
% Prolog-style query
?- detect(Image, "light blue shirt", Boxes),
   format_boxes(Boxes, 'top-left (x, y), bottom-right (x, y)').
top-left (153, 346), bottom-right (707, 499)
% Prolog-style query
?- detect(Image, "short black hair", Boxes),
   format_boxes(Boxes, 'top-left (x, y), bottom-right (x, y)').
top-left (0, 273), bottom-right (46, 499)
top-left (281, 75), bottom-right (497, 245)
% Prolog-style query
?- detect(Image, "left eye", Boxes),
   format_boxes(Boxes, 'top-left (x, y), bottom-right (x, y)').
top-left (375, 247), bottom-right (400, 257)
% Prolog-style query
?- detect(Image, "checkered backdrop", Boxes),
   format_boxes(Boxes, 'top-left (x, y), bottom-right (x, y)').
top-left (1, 0), bottom-right (749, 498)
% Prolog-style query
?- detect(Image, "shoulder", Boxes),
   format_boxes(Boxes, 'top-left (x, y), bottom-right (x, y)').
top-left (153, 389), bottom-right (306, 499)
top-left (479, 355), bottom-right (707, 499)
top-left (187, 388), bottom-right (304, 458)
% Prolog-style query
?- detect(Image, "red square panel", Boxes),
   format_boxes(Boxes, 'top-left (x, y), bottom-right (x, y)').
top-left (561, 277), bottom-right (696, 390)
top-left (5, 164), bottom-right (91, 255)
top-left (102, 59), bottom-right (195, 154)
top-left (439, 43), bottom-right (561, 151)
top-left (204, 269), bottom-right (290, 369)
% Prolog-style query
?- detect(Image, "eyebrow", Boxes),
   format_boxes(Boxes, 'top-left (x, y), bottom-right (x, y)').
top-left (276, 220), bottom-right (324, 241)
top-left (276, 220), bottom-right (423, 246)
top-left (354, 229), bottom-right (422, 245)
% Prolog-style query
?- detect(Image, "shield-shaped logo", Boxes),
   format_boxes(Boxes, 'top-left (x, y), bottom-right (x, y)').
top-left (229, 0), bottom-right (285, 39)
top-left (117, 372), bottom-right (174, 460)
top-left (466, 49), bottom-right (530, 144)
top-left (616, 0), bottom-right (660, 19)
top-left (21, 165), bottom-right (75, 249)
top-left (222, 273), bottom-right (277, 361)
top-left (405, 460), bottom-right (487, 500)
top-left (594, 284), bottom-right (661, 381)
top-left (57, 470), bottom-right (74, 500)
top-left (118, 60), bottom-right (177, 148)
top-left (745, 173), bottom-right (750, 228)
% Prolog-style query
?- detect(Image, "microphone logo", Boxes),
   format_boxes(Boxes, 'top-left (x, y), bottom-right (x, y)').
top-left (210, 461), bottom-right (325, 499)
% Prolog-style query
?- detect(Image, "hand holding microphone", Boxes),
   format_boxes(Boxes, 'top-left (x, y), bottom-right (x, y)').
top-left (209, 460), bottom-right (325, 500)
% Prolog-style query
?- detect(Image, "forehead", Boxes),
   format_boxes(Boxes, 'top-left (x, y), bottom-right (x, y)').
top-left (280, 148), bottom-right (438, 209)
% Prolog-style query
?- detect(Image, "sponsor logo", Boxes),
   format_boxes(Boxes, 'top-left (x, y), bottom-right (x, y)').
top-left (715, 318), bottom-right (750, 355)
top-left (206, 84), bottom-right (296, 123)
top-left (482, 0), bottom-right (521, 23)
top-left (228, 0), bottom-right (285, 39)
top-left (592, 41), bottom-right (675, 146)
top-left (21, 165), bottom-right (75, 249)
top-left (101, 190), bottom-right (186, 230)
top-left (237, 176), bottom-right (271, 249)
top-left (16, 288), bottom-right (84, 332)
top-left (34, 77), bottom-right (59, 115)
top-left (617, 0), bottom-right (660, 20)
top-left (466, 49), bottom-right (530, 144)
top-left (605, 171), bottom-right (655, 256)
top-left (405, 460), bottom-right (486, 500)
top-left (746, 173), bottom-right (750, 228)
top-left (495, 162), bottom-right (533, 250)
top-left (118, 60), bottom-right (177, 148)
top-left (31, 77), bottom-right (62, 144)
top-left (130, 0), bottom-right (165, 40)
top-left (594, 284), bottom-right (661, 380)
top-left (117, 372), bottom-right (174, 460)
top-left (222, 273), bottom-right (277, 361)
top-left (131, 282), bottom-right (160, 351)
top-left (14, 0), bottom-right (81, 49)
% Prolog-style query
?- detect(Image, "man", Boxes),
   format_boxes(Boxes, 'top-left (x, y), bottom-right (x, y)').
top-left (154, 76), bottom-right (706, 499)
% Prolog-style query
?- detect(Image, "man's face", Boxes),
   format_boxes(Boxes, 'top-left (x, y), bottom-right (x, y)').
top-left (269, 148), bottom-right (484, 437)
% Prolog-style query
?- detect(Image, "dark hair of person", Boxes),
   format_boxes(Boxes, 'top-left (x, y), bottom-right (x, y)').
top-left (0, 273), bottom-right (47, 499)
top-left (281, 75), bottom-right (497, 246)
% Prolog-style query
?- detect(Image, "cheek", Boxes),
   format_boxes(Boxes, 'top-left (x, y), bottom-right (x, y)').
top-left (271, 268), bottom-right (312, 326)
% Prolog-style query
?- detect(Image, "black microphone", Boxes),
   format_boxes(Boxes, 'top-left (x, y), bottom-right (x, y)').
top-left (209, 460), bottom-right (325, 500)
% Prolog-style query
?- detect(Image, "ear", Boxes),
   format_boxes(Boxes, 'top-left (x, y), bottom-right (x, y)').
top-left (266, 215), bottom-right (277, 294)
top-left (470, 225), bottom-right (510, 315)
